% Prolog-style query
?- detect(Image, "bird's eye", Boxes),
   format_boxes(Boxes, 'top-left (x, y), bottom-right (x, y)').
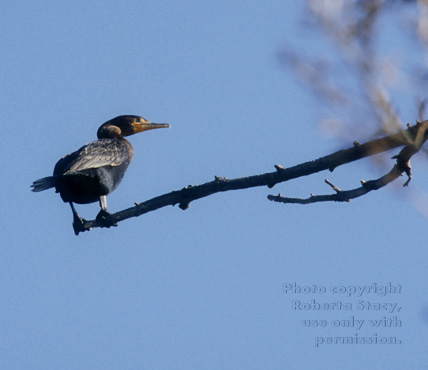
top-left (136, 117), bottom-right (141, 122)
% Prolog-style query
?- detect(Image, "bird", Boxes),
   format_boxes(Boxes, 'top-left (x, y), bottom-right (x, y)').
top-left (31, 115), bottom-right (169, 234)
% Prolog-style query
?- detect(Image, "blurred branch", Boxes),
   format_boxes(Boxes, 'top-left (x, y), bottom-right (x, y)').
top-left (280, 0), bottom-right (428, 138)
top-left (75, 120), bottom-right (428, 234)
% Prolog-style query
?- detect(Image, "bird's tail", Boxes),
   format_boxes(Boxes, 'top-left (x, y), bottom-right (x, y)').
top-left (31, 176), bottom-right (57, 192)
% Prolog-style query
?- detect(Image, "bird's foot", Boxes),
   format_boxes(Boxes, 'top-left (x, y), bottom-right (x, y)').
top-left (72, 213), bottom-right (90, 236)
top-left (95, 210), bottom-right (118, 228)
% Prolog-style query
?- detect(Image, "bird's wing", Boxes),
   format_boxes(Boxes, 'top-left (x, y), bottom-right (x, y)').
top-left (55, 139), bottom-right (129, 175)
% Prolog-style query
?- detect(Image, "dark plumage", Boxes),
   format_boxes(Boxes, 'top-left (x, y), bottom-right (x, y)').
top-left (32, 115), bottom-right (169, 234)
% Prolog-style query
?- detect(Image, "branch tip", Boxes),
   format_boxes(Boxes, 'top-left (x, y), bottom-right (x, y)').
top-left (325, 179), bottom-right (341, 193)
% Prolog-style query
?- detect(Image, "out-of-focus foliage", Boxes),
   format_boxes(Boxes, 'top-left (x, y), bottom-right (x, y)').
top-left (280, 0), bottom-right (428, 140)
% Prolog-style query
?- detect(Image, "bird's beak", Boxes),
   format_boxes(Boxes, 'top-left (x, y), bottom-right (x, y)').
top-left (133, 121), bottom-right (170, 133)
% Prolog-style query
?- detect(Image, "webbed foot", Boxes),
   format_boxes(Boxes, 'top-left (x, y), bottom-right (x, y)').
top-left (72, 213), bottom-right (90, 236)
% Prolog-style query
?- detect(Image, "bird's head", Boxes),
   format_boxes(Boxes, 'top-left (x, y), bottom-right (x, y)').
top-left (97, 115), bottom-right (170, 139)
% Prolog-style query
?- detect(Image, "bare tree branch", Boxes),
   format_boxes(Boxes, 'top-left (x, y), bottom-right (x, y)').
top-left (267, 122), bottom-right (427, 205)
top-left (75, 120), bottom-right (428, 235)
top-left (268, 165), bottom-right (403, 205)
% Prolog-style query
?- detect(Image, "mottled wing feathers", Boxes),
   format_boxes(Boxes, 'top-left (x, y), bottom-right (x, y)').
top-left (54, 139), bottom-right (130, 175)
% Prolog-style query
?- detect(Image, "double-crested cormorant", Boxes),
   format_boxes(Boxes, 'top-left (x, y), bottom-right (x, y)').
top-left (31, 115), bottom-right (169, 234)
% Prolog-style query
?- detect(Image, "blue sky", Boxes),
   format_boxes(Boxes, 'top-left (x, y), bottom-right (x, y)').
top-left (1, 1), bottom-right (427, 369)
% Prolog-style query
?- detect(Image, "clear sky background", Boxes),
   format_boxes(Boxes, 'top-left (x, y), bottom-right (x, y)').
top-left (1, 1), bottom-right (427, 369)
